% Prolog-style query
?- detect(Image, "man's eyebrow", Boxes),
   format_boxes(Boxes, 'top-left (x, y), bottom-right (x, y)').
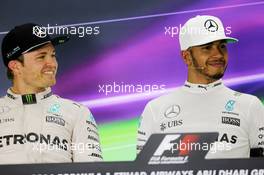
top-left (35, 52), bottom-right (47, 55)
top-left (35, 50), bottom-right (55, 55)
top-left (198, 42), bottom-right (213, 47)
top-left (198, 40), bottom-right (227, 47)
top-left (220, 40), bottom-right (227, 44)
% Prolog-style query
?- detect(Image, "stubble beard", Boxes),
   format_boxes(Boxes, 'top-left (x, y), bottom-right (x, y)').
top-left (191, 53), bottom-right (226, 81)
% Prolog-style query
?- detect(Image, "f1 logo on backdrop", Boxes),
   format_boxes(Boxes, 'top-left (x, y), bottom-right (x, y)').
top-left (153, 135), bottom-right (181, 156)
top-left (149, 134), bottom-right (200, 164)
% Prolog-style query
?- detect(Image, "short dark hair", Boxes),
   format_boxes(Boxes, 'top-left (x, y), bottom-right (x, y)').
top-left (7, 55), bottom-right (24, 80)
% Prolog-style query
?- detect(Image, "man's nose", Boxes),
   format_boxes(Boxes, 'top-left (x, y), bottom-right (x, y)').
top-left (212, 46), bottom-right (224, 58)
top-left (45, 56), bottom-right (57, 67)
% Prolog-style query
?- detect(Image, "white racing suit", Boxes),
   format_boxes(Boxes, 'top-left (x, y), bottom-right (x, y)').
top-left (0, 88), bottom-right (102, 164)
top-left (137, 80), bottom-right (264, 158)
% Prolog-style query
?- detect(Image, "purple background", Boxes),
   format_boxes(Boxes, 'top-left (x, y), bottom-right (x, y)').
top-left (1, 0), bottom-right (264, 123)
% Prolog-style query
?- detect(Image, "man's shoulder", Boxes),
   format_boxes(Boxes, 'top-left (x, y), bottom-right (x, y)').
top-left (223, 87), bottom-right (263, 110)
top-left (0, 95), bottom-right (7, 104)
top-left (224, 86), bottom-right (260, 102)
top-left (51, 95), bottom-right (90, 113)
top-left (147, 87), bottom-right (183, 107)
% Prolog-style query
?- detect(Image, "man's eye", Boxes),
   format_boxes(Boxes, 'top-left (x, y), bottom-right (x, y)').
top-left (202, 45), bottom-right (211, 50)
top-left (220, 44), bottom-right (227, 49)
top-left (36, 56), bottom-right (45, 59)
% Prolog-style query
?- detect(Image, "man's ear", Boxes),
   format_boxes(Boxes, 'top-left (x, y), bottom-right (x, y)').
top-left (8, 60), bottom-right (22, 76)
top-left (181, 50), bottom-right (192, 66)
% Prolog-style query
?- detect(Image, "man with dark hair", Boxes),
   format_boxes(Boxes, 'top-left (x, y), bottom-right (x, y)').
top-left (0, 23), bottom-right (102, 164)
top-left (137, 15), bottom-right (264, 158)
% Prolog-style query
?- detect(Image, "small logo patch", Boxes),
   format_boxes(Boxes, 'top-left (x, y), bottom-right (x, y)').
top-left (48, 104), bottom-right (61, 114)
top-left (222, 117), bottom-right (240, 127)
top-left (46, 116), bottom-right (65, 126)
top-left (225, 100), bottom-right (235, 111)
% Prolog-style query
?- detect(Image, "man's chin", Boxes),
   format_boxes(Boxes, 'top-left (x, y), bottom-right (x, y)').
top-left (44, 79), bottom-right (56, 87)
top-left (210, 73), bottom-right (224, 80)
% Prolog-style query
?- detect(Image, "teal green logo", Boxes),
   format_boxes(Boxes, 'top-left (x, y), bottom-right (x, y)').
top-left (225, 100), bottom-right (235, 111)
top-left (49, 104), bottom-right (61, 113)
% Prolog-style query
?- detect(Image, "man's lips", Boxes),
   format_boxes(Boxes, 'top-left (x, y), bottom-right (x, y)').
top-left (207, 61), bottom-right (225, 68)
top-left (42, 70), bottom-right (56, 75)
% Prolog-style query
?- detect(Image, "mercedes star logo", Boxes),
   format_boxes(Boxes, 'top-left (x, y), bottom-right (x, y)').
top-left (32, 26), bottom-right (47, 38)
top-left (164, 105), bottom-right (181, 118)
top-left (204, 19), bottom-right (218, 32)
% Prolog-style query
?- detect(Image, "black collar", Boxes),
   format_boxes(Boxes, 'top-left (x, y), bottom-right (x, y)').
top-left (6, 88), bottom-right (52, 105)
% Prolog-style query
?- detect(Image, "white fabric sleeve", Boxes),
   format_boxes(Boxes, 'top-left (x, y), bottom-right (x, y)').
top-left (248, 97), bottom-right (264, 149)
top-left (72, 106), bottom-right (103, 162)
top-left (137, 102), bottom-right (155, 154)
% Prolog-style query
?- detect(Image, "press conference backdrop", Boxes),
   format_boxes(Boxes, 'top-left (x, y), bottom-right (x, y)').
top-left (0, 0), bottom-right (264, 161)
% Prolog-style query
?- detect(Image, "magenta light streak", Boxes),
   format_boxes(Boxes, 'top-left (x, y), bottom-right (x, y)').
top-left (2, 1), bottom-right (263, 35)
top-left (80, 73), bottom-right (264, 108)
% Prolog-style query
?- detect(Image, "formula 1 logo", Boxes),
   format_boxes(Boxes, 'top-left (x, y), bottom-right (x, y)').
top-left (149, 134), bottom-right (200, 164)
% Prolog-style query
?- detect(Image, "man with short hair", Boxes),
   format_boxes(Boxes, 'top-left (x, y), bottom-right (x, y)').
top-left (0, 23), bottom-right (102, 164)
top-left (137, 15), bottom-right (264, 158)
